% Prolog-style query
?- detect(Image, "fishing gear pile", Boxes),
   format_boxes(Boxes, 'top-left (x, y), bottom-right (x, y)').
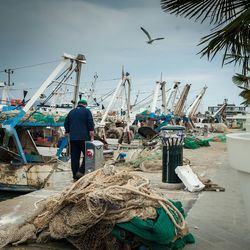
top-left (0, 166), bottom-right (194, 249)
top-left (0, 110), bottom-right (65, 124)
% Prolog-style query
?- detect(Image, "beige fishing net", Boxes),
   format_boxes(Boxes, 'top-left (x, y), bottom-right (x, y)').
top-left (0, 165), bottom-right (187, 249)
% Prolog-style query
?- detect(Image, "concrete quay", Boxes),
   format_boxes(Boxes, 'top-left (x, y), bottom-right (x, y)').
top-left (0, 141), bottom-right (249, 249)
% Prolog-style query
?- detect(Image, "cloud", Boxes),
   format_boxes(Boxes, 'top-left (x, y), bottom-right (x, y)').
top-left (0, 0), bottom-right (244, 108)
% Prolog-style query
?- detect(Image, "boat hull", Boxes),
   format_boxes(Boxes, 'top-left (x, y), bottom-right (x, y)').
top-left (0, 162), bottom-right (72, 192)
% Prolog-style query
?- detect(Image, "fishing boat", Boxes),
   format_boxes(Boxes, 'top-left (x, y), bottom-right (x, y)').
top-left (0, 53), bottom-right (86, 191)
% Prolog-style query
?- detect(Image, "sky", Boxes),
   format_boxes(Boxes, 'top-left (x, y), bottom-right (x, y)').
top-left (0, 0), bottom-right (244, 112)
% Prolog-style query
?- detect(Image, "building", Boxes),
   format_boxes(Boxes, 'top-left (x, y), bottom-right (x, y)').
top-left (208, 103), bottom-right (246, 117)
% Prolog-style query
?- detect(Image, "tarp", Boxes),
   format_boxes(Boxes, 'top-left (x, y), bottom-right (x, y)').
top-left (112, 201), bottom-right (195, 249)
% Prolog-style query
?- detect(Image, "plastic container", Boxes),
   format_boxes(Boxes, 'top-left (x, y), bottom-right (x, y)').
top-left (175, 165), bottom-right (205, 192)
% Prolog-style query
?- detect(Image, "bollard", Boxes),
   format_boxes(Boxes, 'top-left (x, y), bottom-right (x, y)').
top-left (160, 125), bottom-right (185, 183)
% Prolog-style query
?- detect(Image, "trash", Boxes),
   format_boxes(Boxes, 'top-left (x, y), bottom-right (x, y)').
top-left (115, 152), bottom-right (127, 163)
top-left (175, 165), bottom-right (205, 192)
top-left (202, 179), bottom-right (225, 192)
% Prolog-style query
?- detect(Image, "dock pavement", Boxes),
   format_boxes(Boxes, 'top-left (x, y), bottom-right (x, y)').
top-left (0, 141), bottom-right (249, 249)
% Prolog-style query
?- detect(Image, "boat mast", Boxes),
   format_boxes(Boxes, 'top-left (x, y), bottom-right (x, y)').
top-left (73, 54), bottom-right (86, 108)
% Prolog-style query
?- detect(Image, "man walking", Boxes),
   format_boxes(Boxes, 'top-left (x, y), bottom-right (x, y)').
top-left (64, 99), bottom-right (94, 181)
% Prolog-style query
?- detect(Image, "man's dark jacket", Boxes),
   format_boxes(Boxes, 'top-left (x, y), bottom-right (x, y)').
top-left (64, 105), bottom-right (94, 141)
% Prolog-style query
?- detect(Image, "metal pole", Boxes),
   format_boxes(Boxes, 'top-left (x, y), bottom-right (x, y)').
top-left (126, 77), bottom-right (131, 126)
top-left (150, 81), bottom-right (161, 115)
top-left (73, 54), bottom-right (85, 108)
top-left (166, 81), bottom-right (180, 111)
top-left (161, 81), bottom-right (167, 115)
top-left (100, 77), bottom-right (126, 126)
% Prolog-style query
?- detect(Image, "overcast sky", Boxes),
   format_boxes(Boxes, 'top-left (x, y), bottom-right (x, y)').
top-left (0, 0), bottom-right (243, 111)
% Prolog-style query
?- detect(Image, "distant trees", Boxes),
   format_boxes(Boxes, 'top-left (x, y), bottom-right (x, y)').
top-left (161, 0), bottom-right (250, 105)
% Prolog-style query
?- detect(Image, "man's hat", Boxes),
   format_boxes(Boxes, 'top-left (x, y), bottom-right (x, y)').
top-left (78, 99), bottom-right (88, 105)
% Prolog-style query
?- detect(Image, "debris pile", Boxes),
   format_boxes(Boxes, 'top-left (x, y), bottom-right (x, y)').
top-left (0, 166), bottom-right (194, 249)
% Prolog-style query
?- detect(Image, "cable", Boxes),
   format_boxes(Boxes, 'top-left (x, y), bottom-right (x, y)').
top-left (100, 89), bottom-right (116, 101)
top-left (81, 77), bottom-right (120, 85)
top-left (19, 64), bottom-right (76, 124)
top-left (133, 93), bottom-right (153, 107)
top-left (40, 64), bottom-right (76, 106)
top-left (0, 59), bottom-right (60, 73)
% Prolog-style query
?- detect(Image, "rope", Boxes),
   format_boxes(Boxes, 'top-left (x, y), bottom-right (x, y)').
top-left (104, 184), bottom-right (186, 231)
top-left (0, 168), bottom-right (190, 248)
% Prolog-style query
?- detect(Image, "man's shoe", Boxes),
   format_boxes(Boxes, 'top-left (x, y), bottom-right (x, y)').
top-left (76, 171), bottom-right (84, 179)
top-left (73, 178), bottom-right (78, 182)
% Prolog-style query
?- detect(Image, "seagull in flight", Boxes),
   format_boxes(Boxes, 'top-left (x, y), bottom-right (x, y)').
top-left (140, 27), bottom-right (164, 44)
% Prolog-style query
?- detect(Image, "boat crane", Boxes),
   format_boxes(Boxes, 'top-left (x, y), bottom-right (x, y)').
top-left (149, 74), bottom-right (167, 117)
top-left (186, 86), bottom-right (207, 118)
top-left (173, 84), bottom-right (191, 116)
top-left (96, 69), bottom-right (132, 143)
top-left (0, 53), bottom-right (86, 164)
top-left (212, 98), bottom-right (228, 123)
top-left (165, 81), bottom-right (180, 112)
top-left (186, 86), bottom-right (207, 127)
top-left (136, 76), bottom-right (170, 139)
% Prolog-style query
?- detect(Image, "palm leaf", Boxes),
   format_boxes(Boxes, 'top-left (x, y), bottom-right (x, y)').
top-left (161, 0), bottom-right (250, 24)
top-left (239, 88), bottom-right (250, 105)
top-left (198, 9), bottom-right (250, 67)
top-left (224, 54), bottom-right (249, 68)
top-left (232, 73), bottom-right (250, 87)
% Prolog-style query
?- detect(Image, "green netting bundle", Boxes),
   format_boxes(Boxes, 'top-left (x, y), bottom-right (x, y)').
top-left (33, 112), bottom-right (47, 122)
top-left (184, 136), bottom-right (212, 149)
top-left (112, 201), bottom-right (195, 250)
top-left (43, 114), bottom-right (55, 124)
top-left (32, 112), bottom-right (65, 124)
top-left (213, 134), bottom-right (226, 142)
top-left (57, 116), bottom-right (66, 123)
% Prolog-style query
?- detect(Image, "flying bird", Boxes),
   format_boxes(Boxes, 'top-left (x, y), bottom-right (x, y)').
top-left (140, 27), bottom-right (164, 44)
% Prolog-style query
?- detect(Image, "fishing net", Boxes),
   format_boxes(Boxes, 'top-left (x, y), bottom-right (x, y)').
top-left (0, 111), bottom-right (65, 125)
top-left (184, 136), bottom-right (212, 149)
top-left (127, 149), bottom-right (162, 171)
top-left (0, 166), bottom-right (193, 249)
top-left (211, 134), bottom-right (226, 142)
top-left (184, 133), bottom-right (227, 149)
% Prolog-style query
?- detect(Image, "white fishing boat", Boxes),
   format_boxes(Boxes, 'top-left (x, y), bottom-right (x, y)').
top-left (0, 53), bottom-right (86, 191)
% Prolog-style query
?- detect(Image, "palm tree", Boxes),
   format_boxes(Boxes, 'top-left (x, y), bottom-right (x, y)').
top-left (161, 0), bottom-right (250, 105)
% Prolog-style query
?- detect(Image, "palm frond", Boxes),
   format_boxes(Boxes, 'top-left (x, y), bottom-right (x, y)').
top-left (198, 9), bottom-right (250, 67)
top-left (232, 73), bottom-right (250, 87)
top-left (224, 55), bottom-right (250, 77)
top-left (239, 88), bottom-right (250, 105)
top-left (161, 0), bottom-right (250, 24)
